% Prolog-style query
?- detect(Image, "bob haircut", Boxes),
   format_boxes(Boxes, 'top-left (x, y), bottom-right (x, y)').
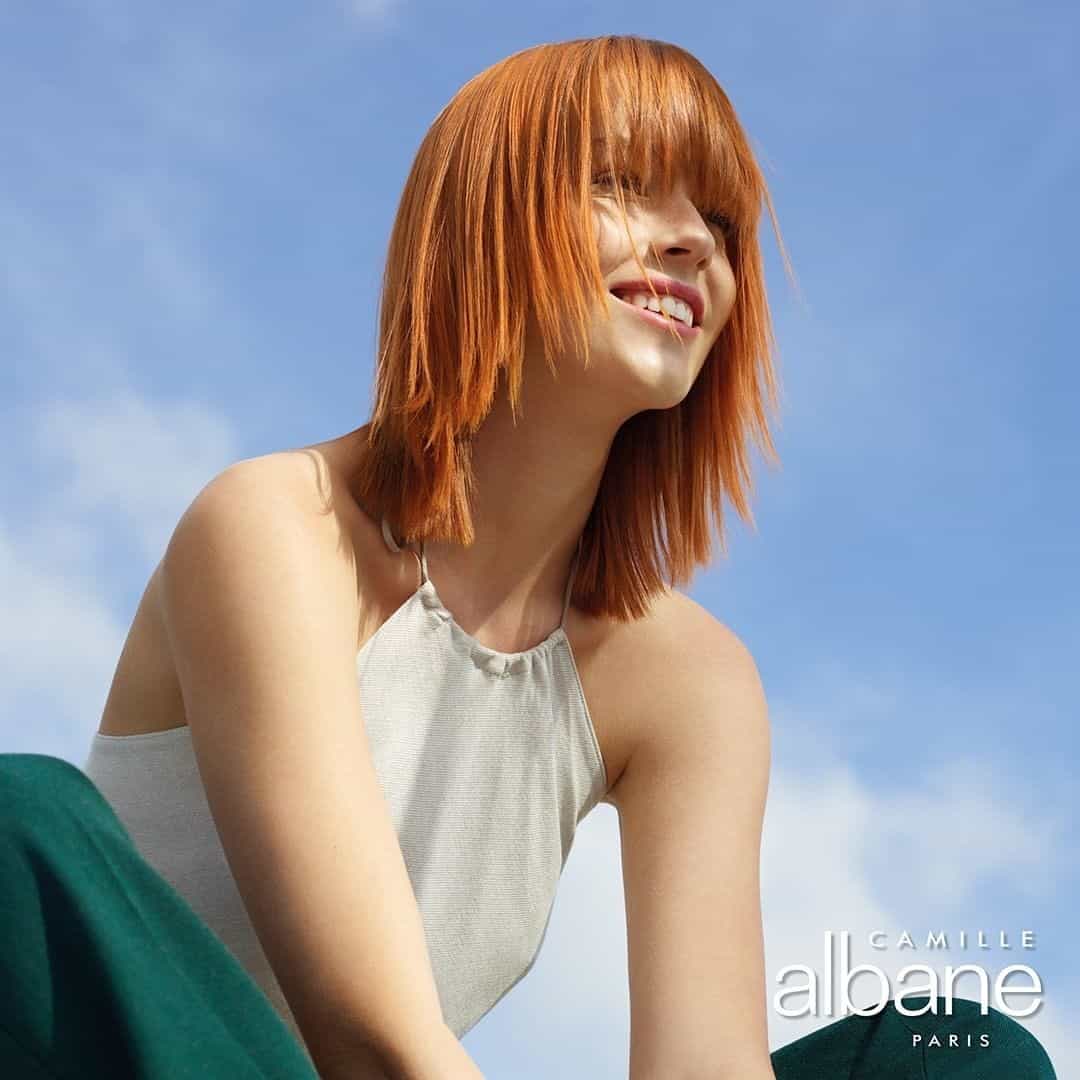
top-left (348, 34), bottom-right (794, 622)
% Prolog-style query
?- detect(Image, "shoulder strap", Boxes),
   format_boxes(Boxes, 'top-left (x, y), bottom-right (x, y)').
top-left (382, 516), bottom-right (576, 619)
top-left (379, 515), bottom-right (400, 552)
top-left (559, 535), bottom-right (582, 629)
top-left (380, 516), bottom-right (427, 587)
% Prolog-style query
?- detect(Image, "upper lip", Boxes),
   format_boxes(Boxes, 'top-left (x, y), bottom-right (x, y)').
top-left (608, 274), bottom-right (705, 328)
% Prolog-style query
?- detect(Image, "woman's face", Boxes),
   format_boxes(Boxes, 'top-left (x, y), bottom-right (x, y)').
top-left (518, 132), bottom-right (738, 427)
top-left (582, 164), bottom-right (738, 415)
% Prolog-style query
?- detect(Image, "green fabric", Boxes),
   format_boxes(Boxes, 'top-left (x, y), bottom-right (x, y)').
top-left (0, 753), bottom-right (319, 1079)
top-left (0, 753), bottom-right (1060, 1078)
top-left (769, 987), bottom-right (1057, 1078)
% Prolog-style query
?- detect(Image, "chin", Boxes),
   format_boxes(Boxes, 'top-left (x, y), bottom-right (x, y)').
top-left (582, 332), bottom-right (706, 415)
top-left (624, 353), bottom-right (702, 411)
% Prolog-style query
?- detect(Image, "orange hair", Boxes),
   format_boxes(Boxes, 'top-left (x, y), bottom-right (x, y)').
top-left (348, 35), bottom-right (795, 622)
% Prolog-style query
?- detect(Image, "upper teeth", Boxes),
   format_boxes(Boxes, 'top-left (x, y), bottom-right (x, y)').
top-left (615, 291), bottom-right (694, 327)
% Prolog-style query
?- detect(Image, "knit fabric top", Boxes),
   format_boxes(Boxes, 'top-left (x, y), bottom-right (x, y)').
top-left (82, 515), bottom-right (609, 1058)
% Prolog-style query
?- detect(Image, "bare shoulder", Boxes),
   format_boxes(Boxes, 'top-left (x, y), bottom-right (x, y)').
top-left (201, 447), bottom-right (363, 534)
top-left (157, 449), bottom-right (369, 682)
top-left (176, 446), bottom-right (397, 632)
top-left (633, 585), bottom-right (755, 659)
top-left (600, 586), bottom-right (770, 811)
top-left (98, 447), bottom-right (374, 738)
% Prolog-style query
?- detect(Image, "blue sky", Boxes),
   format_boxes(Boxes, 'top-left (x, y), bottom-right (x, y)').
top-left (2, 1), bottom-right (1076, 1075)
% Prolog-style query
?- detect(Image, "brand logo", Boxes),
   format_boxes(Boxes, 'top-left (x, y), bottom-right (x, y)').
top-left (773, 930), bottom-right (1043, 1020)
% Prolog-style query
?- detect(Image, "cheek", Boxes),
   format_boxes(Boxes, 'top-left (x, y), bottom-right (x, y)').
top-left (710, 263), bottom-right (738, 327)
top-left (592, 209), bottom-right (629, 274)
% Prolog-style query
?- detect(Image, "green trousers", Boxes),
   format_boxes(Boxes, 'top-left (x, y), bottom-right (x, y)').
top-left (770, 994), bottom-right (1057, 1079)
top-left (0, 754), bottom-right (1059, 1078)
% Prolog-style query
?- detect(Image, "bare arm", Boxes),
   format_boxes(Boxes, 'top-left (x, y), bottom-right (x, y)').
top-left (159, 454), bottom-right (483, 1080)
top-left (608, 596), bottom-right (775, 1080)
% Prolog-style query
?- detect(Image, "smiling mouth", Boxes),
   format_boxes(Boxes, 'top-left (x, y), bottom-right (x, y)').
top-left (609, 291), bottom-right (701, 337)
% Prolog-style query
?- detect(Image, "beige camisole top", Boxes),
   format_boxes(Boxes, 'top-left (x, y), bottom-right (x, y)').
top-left (82, 515), bottom-right (609, 1055)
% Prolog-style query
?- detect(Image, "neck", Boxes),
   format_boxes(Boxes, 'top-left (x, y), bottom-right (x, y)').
top-left (421, 354), bottom-right (622, 644)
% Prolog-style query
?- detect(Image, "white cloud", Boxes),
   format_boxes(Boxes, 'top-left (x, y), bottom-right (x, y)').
top-left (0, 390), bottom-right (238, 754)
top-left (30, 391), bottom-right (238, 563)
top-left (342, 0), bottom-right (403, 25)
top-left (0, 524), bottom-right (123, 752)
top-left (90, 171), bottom-right (215, 323)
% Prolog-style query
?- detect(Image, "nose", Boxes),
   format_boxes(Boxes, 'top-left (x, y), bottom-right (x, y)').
top-left (648, 188), bottom-right (718, 267)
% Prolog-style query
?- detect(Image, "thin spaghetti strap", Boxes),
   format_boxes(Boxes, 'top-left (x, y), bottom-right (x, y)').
top-left (381, 516), bottom-right (427, 589)
top-left (559, 535), bottom-right (582, 630)
top-left (418, 538), bottom-right (429, 586)
top-left (379, 515), bottom-right (400, 552)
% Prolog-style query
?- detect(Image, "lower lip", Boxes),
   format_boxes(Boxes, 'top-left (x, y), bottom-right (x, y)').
top-left (610, 292), bottom-right (701, 338)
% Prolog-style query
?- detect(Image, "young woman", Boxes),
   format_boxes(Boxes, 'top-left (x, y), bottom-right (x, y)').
top-left (1, 34), bottom-right (1055, 1080)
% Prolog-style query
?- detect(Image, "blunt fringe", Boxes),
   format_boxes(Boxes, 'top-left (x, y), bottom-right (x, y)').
top-left (348, 35), bottom-right (794, 622)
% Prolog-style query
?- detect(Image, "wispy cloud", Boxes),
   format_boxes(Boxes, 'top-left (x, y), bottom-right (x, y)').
top-left (341, 0), bottom-right (404, 25)
top-left (31, 392), bottom-right (237, 563)
top-left (0, 524), bottom-right (123, 746)
top-left (0, 389), bottom-right (238, 754)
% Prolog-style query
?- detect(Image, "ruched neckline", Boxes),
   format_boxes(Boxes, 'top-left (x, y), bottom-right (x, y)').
top-left (416, 577), bottom-right (568, 677)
